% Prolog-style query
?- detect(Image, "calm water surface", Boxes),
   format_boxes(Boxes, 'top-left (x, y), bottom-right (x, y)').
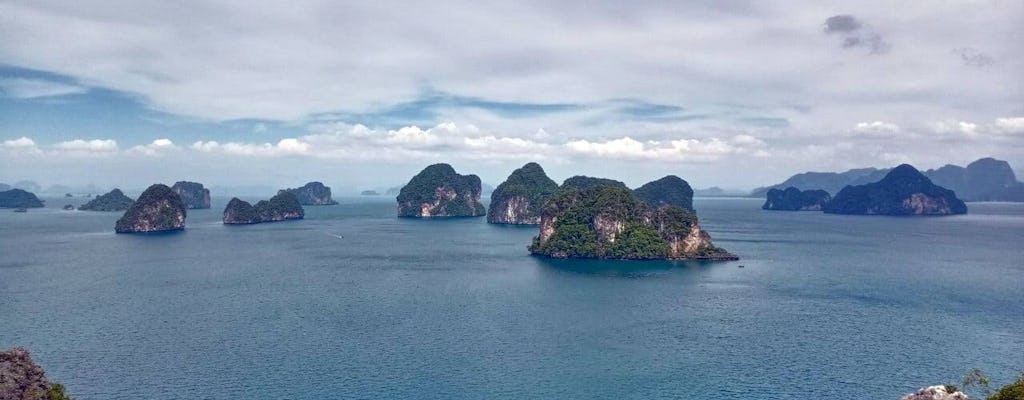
top-left (2, 197), bottom-right (1022, 399)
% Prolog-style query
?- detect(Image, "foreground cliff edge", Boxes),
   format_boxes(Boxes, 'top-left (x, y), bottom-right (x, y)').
top-left (114, 184), bottom-right (187, 233)
top-left (0, 347), bottom-right (75, 400)
top-left (397, 163), bottom-right (486, 217)
top-left (487, 162), bottom-right (559, 225)
top-left (529, 184), bottom-right (737, 261)
top-left (824, 164), bottom-right (968, 216)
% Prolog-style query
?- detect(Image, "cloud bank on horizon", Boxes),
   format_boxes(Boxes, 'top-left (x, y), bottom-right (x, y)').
top-left (1, 0), bottom-right (1022, 190)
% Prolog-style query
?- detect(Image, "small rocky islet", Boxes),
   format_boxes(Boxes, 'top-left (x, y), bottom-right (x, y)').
top-left (114, 184), bottom-right (187, 233)
top-left (171, 181), bottom-right (211, 209)
top-left (396, 163), bottom-right (485, 218)
top-left (283, 182), bottom-right (337, 205)
top-left (78, 188), bottom-right (134, 211)
top-left (762, 187), bottom-right (831, 211)
top-left (223, 191), bottom-right (304, 224)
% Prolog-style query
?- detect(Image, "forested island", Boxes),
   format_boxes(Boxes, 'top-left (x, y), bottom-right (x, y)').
top-left (823, 164), bottom-right (967, 215)
top-left (529, 177), bottom-right (736, 260)
top-left (762, 187), bottom-right (831, 211)
top-left (223, 191), bottom-right (304, 224)
top-left (114, 184), bottom-right (187, 233)
top-left (487, 162), bottom-right (559, 225)
top-left (0, 188), bottom-right (44, 208)
top-left (78, 188), bottom-right (134, 211)
top-left (283, 182), bottom-right (337, 205)
top-left (397, 163), bottom-right (485, 217)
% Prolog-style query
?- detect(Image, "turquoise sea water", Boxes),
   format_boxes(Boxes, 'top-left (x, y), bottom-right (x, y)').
top-left (1, 197), bottom-right (1022, 399)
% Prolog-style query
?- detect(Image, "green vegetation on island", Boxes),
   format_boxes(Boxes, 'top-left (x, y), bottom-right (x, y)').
top-left (283, 182), bottom-right (337, 205)
top-left (78, 188), bottom-right (134, 211)
top-left (487, 162), bottom-right (559, 225)
top-left (223, 191), bottom-right (304, 224)
top-left (560, 175), bottom-right (628, 191)
top-left (397, 163), bottom-right (485, 217)
top-left (529, 185), bottom-right (735, 260)
top-left (633, 175), bottom-right (695, 212)
top-left (114, 184), bottom-right (187, 233)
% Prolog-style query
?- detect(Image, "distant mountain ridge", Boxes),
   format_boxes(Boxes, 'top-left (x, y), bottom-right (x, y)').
top-left (751, 157), bottom-right (1024, 202)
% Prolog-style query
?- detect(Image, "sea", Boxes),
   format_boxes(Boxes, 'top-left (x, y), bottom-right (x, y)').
top-left (1, 196), bottom-right (1022, 399)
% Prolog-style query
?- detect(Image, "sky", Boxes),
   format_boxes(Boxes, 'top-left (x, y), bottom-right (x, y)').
top-left (1, 0), bottom-right (1022, 194)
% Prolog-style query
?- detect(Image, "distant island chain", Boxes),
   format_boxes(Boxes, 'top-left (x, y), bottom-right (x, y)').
top-left (4, 156), bottom-right (1022, 261)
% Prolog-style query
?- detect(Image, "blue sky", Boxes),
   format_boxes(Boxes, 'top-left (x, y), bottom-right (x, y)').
top-left (1, 1), bottom-right (1022, 194)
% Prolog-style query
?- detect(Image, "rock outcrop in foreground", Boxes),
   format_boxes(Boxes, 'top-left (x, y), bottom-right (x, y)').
top-left (78, 188), bottom-right (134, 211)
top-left (529, 185), bottom-right (736, 260)
top-left (823, 164), bottom-right (967, 216)
top-left (171, 181), bottom-right (211, 209)
top-left (397, 164), bottom-right (485, 217)
top-left (114, 184), bottom-right (187, 233)
top-left (762, 187), bottom-right (831, 211)
top-left (0, 189), bottom-right (44, 208)
top-left (223, 191), bottom-right (304, 224)
top-left (283, 182), bottom-right (337, 205)
top-left (900, 386), bottom-right (969, 400)
top-left (487, 162), bottom-right (559, 225)
top-left (0, 347), bottom-right (74, 400)
top-left (634, 175), bottom-right (696, 212)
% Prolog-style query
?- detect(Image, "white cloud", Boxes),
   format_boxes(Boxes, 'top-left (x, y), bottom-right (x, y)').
top-left (0, 78), bottom-right (88, 99)
top-left (933, 117), bottom-right (1024, 137)
top-left (53, 139), bottom-right (119, 153)
top-left (128, 138), bottom-right (179, 156)
top-left (565, 135), bottom-right (767, 162)
top-left (2, 137), bottom-right (37, 149)
top-left (853, 121), bottom-right (900, 136)
top-left (994, 117), bottom-right (1024, 134)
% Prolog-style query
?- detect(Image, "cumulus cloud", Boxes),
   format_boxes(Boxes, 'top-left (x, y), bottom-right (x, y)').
top-left (0, 78), bottom-right (88, 99)
top-left (853, 121), bottom-right (900, 137)
top-left (128, 138), bottom-right (179, 156)
top-left (53, 139), bottom-right (119, 153)
top-left (933, 117), bottom-right (1024, 137)
top-left (994, 117), bottom-right (1024, 134)
top-left (565, 135), bottom-right (767, 162)
top-left (2, 137), bottom-right (38, 149)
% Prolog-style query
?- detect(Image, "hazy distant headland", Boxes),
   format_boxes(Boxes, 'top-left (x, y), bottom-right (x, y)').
top-left (752, 157), bottom-right (1024, 202)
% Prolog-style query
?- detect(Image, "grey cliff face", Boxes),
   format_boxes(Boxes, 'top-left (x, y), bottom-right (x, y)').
top-left (115, 184), bottom-right (187, 233)
top-left (172, 181), bottom-right (211, 209)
